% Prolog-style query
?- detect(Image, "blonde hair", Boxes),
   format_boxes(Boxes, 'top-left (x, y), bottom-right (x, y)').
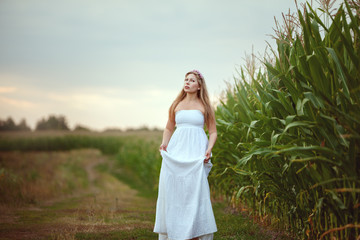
top-left (169, 70), bottom-right (214, 128)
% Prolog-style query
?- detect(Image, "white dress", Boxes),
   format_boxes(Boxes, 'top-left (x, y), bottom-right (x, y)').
top-left (154, 109), bottom-right (217, 240)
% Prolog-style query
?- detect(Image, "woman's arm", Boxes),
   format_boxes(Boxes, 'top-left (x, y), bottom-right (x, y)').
top-left (159, 117), bottom-right (176, 152)
top-left (207, 132), bottom-right (217, 153)
top-left (204, 109), bottom-right (217, 162)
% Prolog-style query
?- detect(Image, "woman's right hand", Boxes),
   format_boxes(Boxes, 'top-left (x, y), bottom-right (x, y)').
top-left (159, 143), bottom-right (167, 152)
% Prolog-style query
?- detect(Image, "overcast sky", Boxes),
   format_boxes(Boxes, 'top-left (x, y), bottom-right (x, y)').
top-left (0, 0), bottom-right (325, 131)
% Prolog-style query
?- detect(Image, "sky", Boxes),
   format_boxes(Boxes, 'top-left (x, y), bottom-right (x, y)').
top-left (0, 0), bottom-right (325, 131)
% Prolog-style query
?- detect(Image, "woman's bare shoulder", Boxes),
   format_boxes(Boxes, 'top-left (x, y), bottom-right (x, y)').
top-left (175, 100), bottom-right (205, 113)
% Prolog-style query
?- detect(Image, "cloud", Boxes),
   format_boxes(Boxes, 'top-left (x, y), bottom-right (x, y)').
top-left (0, 87), bottom-right (16, 93)
top-left (0, 96), bottom-right (35, 108)
top-left (46, 91), bottom-right (133, 111)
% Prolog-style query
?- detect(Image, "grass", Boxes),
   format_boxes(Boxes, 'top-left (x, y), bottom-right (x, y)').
top-left (0, 149), bottom-right (292, 240)
top-left (0, 150), bottom-right (95, 206)
top-left (0, 149), bottom-right (159, 239)
top-left (0, 129), bottom-right (293, 239)
top-left (213, 201), bottom-right (291, 240)
top-left (75, 228), bottom-right (157, 240)
top-left (0, 130), bottom-right (162, 154)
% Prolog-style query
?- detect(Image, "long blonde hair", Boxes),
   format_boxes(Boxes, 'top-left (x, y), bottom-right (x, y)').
top-left (169, 70), bottom-right (214, 127)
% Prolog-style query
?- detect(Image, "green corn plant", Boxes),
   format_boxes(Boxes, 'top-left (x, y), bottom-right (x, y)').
top-left (210, 1), bottom-right (360, 239)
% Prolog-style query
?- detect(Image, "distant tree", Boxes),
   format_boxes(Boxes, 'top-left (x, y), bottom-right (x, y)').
top-left (0, 119), bottom-right (4, 130)
top-left (0, 117), bottom-right (31, 131)
top-left (35, 115), bottom-right (70, 131)
top-left (17, 118), bottom-right (31, 131)
top-left (151, 126), bottom-right (162, 132)
top-left (125, 125), bottom-right (151, 132)
top-left (103, 127), bottom-right (122, 133)
top-left (0, 117), bottom-right (16, 131)
top-left (73, 124), bottom-right (91, 131)
top-left (125, 127), bottom-right (135, 132)
top-left (137, 125), bottom-right (150, 131)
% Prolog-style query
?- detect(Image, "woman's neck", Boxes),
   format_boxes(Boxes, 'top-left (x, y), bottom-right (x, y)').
top-left (184, 92), bottom-right (198, 102)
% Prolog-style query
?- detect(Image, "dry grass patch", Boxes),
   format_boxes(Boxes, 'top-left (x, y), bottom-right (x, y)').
top-left (0, 149), bottom-right (157, 240)
top-left (0, 150), bottom-right (97, 208)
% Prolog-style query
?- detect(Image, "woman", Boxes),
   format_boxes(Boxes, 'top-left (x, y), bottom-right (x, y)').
top-left (153, 70), bottom-right (217, 240)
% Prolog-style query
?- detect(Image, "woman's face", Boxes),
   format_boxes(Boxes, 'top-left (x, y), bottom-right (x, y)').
top-left (184, 73), bottom-right (200, 93)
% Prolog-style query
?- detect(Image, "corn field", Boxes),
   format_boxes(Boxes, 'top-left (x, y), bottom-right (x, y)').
top-left (210, 1), bottom-right (360, 239)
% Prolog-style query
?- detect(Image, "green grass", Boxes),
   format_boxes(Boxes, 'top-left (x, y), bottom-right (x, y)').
top-left (0, 146), bottom-right (293, 239)
top-left (213, 202), bottom-right (290, 240)
top-left (74, 200), bottom-right (290, 240)
top-left (94, 154), bottom-right (289, 239)
top-left (75, 228), bottom-right (157, 240)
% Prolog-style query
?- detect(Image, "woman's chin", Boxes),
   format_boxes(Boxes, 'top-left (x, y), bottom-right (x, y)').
top-left (184, 88), bottom-right (196, 93)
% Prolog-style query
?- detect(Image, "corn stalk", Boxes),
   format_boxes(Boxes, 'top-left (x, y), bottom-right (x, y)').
top-left (210, 1), bottom-right (360, 239)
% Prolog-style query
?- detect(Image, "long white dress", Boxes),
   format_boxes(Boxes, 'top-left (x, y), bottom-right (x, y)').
top-left (154, 109), bottom-right (217, 240)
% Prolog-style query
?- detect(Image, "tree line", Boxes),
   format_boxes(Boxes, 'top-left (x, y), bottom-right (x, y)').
top-left (0, 115), bottom-right (161, 132)
top-left (0, 115), bottom-right (72, 131)
top-left (0, 117), bottom-right (31, 131)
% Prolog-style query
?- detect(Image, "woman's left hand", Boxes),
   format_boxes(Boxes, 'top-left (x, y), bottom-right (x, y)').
top-left (204, 149), bottom-right (211, 163)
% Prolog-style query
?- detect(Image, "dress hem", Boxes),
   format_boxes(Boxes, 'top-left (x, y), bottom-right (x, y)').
top-left (154, 231), bottom-right (216, 240)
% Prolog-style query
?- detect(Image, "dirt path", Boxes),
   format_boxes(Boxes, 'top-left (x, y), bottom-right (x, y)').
top-left (0, 150), bottom-right (157, 240)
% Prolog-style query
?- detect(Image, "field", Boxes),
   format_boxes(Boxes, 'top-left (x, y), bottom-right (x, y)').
top-left (0, 131), bottom-right (289, 240)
